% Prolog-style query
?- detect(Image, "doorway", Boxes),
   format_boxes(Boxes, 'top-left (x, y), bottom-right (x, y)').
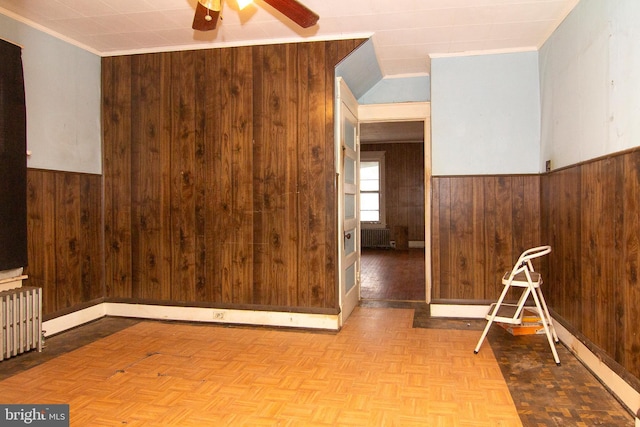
top-left (336, 99), bottom-right (432, 325)
top-left (359, 120), bottom-right (426, 302)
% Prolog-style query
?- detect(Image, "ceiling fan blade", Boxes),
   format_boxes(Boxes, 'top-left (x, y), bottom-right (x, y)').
top-left (262, 0), bottom-right (319, 28)
top-left (192, 2), bottom-right (220, 31)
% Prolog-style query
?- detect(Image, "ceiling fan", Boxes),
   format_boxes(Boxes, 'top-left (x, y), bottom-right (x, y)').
top-left (192, 0), bottom-right (319, 32)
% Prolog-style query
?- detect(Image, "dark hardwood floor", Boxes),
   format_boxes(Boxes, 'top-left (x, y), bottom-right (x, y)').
top-left (360, 248), bottom-right (426, 301)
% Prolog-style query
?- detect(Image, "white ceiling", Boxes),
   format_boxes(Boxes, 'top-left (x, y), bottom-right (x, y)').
top-left (0, 0), bottom-right (578, 76)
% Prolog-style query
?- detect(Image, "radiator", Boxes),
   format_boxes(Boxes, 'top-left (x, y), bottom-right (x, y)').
top-left (361, 228), bottom-right (391, 248)
top-left (1, 287), bottom-right (42, 361)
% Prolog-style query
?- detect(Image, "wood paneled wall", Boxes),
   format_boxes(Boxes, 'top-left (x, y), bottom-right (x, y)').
top-left (541, 150), bottom-right (640, 381)
top-left (102, 40), bottom-right (362, 312)
top-left (431, 158), bottom-right (640, 381)
top-left (25, 169), bottom-right (103, 317)
top-left (431, 175), bottom-right (542, 300)
top-left (362, 143), bottom-right (424, 242)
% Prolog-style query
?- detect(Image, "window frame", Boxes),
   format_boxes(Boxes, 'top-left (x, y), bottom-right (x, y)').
top-left (359, 151), bottom-right (386, 229)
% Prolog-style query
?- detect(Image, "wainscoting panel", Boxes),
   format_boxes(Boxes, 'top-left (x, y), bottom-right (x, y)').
top-left (541, 150), bottom-right (640, 381)
top-left (25, 169), bottom-right (103, 316)
top-left (431, 175), bottom-right (542, 301)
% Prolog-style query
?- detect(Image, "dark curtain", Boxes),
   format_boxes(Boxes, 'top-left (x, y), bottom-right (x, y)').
top-left (0, 39), bottom-right (27, 271)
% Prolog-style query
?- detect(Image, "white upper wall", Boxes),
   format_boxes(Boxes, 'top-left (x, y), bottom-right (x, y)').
top-left (8, 0), bottom-right (631, 177)
top-left (358, 75), bottom-right (430, 105)
top-left (336, 38), bottom-right (383, 100)
top-left (539, 0), bottom-right (640, 170)
top-left (431, 51), bottom-right (541, 175)
top-left (0, 14), bottom-right (102, 174)
top-left (337, 38), bottom-right (430, 105)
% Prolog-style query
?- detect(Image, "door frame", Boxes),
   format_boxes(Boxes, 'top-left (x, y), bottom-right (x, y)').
top-left (358, 102), bottom-right (432, 303)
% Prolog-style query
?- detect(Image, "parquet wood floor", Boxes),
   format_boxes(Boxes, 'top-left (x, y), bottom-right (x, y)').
top-left (0, 308), bottom-right (521, 426)
top-left (360, 251), bottom-right (635, 426)
top-left (408, 304), bottom-right (635, 427)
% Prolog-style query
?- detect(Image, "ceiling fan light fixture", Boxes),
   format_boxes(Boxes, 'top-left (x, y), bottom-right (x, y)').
top-left (198, 0), bottom-right (222, 12)
top-left (193, 0), bottom-right (318, 32)
top-left (236, 0), bottom-right (253, 10)
top-left (193, 0), bottom-right (221, 30)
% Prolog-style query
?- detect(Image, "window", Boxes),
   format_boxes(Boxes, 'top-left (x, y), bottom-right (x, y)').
top-left (360, 151), bottom-right (385, 227)
top-left (0, 40), bottom-right (27, 271)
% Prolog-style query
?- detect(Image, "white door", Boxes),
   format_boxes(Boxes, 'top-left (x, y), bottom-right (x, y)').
top-left (336, 78), bottom-right (360, 326)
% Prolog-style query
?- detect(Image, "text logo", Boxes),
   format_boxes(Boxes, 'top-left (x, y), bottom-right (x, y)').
top-left (0, 405), bottom-right (69, 426)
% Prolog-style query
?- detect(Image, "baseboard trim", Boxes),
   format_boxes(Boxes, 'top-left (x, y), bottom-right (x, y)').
top-left (553, 320), bottom-right (640, 417)
top-left (431, 303), bottom-right (640, 419)
top-left (43, 302), bottom-right (341, 337)
top-left (43, 303), bottom-right (107, 336)
top-left (430, 303), bottom-right (489, 318)
top-left (106, 303), bottom-right (340, 330)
